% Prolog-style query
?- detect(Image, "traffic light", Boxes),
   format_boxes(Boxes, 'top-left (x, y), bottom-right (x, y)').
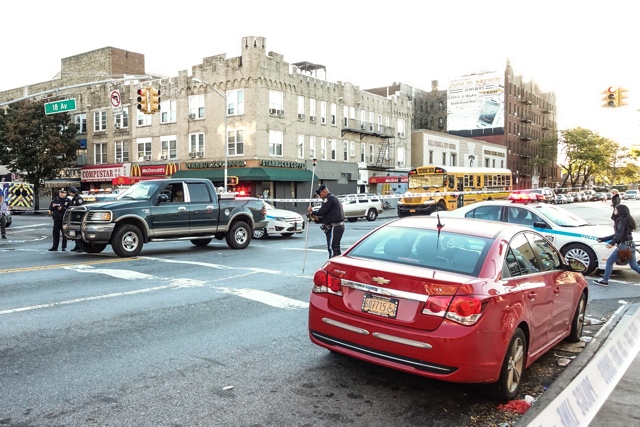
top-left (602, 86), bottom-right (617, 108)
top-left (227, 176), bottom-right (238, 186)
top-left (617, 87), bottom-right (628, 107)
top-left (149, 87), bottom-right (161, 113)
top-left (136, 87), bottom-right (150, 113)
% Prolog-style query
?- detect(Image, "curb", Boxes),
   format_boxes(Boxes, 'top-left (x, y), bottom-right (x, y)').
top-left (516, 302), bottom-right (638, 426)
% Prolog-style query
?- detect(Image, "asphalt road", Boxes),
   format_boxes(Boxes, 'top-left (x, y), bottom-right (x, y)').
top-left (1, 201), bottom-right (639, 426)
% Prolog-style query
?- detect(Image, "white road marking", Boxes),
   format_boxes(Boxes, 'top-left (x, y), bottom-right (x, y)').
top-left (216, 287), bottom-right (309, 309)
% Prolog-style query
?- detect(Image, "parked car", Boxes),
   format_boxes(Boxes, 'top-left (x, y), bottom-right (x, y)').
top-left (622, 190), bottom-right (639, 200)
top-left (590, 192), bottom-right (607, 202)
top-left (308, 216), bottom-right (588, 401)
top-left (336, 193), bottom-right (384, 222)
top-left (555, 194), bottom-right (568, 204)
top-left (439, 199), bottom-right (639, 275)
top-left (517, 187), bottom-right (555, 203)
top-left (252, 201), bottom-right (305, 239)
top-left (568, 192), bottom-right (582, 202)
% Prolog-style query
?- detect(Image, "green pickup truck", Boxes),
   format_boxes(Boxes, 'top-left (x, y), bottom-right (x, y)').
top-left (62, 178), bottom-right (267, 257)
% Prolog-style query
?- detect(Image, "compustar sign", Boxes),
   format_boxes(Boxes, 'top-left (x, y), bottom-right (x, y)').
top-left (81, 165), bottom-right (128, 182)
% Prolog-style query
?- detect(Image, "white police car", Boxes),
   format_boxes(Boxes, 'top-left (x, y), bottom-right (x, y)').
top-left (252, 201), bottom-right (305, 239)
top-left (439, 200), bottom-right (637, 275)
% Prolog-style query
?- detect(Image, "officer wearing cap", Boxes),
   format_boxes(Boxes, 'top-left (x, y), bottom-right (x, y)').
top-left (307, 184), bottom-right (345, 258)
top-left (67, 186), bottom-right (84, 252)
top-left (48, 188), bottom-right (69, 251)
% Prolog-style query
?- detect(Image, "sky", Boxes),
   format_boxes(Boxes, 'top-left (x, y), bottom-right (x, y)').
top-left (2, 1), bottom-right (638, 146)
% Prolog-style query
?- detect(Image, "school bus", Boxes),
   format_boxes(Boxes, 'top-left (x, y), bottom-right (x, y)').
top-left (397, 166), bottom-right (513, 217)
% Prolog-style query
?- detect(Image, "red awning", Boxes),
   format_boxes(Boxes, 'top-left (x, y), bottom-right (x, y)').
top-left (112, 175), bottom-right (165, 185)
top-left (368, 175), bottom-right (408, 184)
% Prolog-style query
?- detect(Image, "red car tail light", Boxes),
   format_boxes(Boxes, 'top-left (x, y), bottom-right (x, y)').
top-left (422, 295), bottom-right (488, 326)
top-left (312, 269), bottom-right (343, 295)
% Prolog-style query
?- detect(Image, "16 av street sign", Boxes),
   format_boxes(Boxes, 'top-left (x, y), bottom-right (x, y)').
top-left (44, 99), bottom-right (77, 115)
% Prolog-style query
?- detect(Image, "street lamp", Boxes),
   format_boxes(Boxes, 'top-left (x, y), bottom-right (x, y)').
top-left (192, 78), bottom-right (228, 191)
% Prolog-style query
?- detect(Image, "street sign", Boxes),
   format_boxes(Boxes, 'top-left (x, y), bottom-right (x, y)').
top-left (109, 90), bottom-right (123, 116)
top-left (44, 99), bottom-right (77, 115)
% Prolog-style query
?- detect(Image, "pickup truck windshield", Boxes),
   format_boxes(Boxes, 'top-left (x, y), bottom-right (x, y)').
top-left (120, 181), bottom-right (162, 200)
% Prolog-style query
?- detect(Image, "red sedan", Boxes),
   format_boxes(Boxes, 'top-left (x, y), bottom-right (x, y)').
top-left (308, 216), bottom-right (588, 401)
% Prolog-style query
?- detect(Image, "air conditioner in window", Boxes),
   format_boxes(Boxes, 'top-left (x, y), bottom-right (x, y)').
top-left (115, 157), bottom-right (123, 163)
top-left (114, 123), bottom-right (120, 129)
top-left (298, 113), bottom-right (305, 120)
top-left (309, 116), bottom-right (316, 122)
top-left (196, 151), bottom-right (204, 157)
top-left (188, 113), bottom-right (196, 119)
top-left (397, 161), bottom-right (404, 167)
top-left (160, 155), bottom-right (168, 160)
top-left (276, 109), bottom-right (284, 116)
top-left (143, 155), bottom-right (152, 161)
top-left (398, 132), bottom-right (405, 138)
top-left (269, 108), bottom-right (277, 115)
top-left (189, 152), bottom-right (196, 158)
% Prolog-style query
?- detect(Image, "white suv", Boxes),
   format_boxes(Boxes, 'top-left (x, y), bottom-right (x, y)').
top-left (337, 194), bottom-right (384, 222)
top-left (623, 190), bottom-right (638, 200)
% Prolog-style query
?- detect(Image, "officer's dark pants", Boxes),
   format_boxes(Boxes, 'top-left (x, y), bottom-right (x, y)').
top-left (52, 219), bottom-right (67, 250)
top-left (325, 224), bottom-right (345, 258)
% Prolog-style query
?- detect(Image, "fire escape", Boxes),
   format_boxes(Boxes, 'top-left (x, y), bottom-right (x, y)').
top-left (341, 118), bottom-right (396, 169)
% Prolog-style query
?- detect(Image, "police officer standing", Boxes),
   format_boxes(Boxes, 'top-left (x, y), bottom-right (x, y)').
top-left (68, 186), bottom-right (84, 252)
top-left (308, 184), bottom-right (345, 258)
top-left (48, 188), bottom-right (69, 251)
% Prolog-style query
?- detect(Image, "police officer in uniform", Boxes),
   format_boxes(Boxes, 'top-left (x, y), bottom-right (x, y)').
top-left (308, 184), bottom-right (345, 258)
top-left (68, 186), bottom-right (84, 252)
top-left (48, 188), bottom-right (69, 251)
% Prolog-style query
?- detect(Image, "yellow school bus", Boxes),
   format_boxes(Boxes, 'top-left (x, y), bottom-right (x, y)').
top-left (397, 166), bottom-right (513, 217)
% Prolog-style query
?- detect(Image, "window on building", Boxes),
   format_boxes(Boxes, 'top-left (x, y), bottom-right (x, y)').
top-left (429, 150), bottom-right (434, 164)
top-left (115, 141), bottom-right (129, 162)
top-left (298, 96), bottom-right (305, 119)
top-left (227, 89), bottom-right (244, 115)
top-left (269, 90), bottom-right (284, 115)
top-left (228, 129), bottom-right (244, 156)
top-left (114, 109), bottom-right (128, 129)
top-left (350, 141), bottom-right (355, 158)
top-left (310, 136), bottom-right (316, 159)
top-left (189, 133), bottom-right (205, 156)
top-left (369, 112), bottom-right (374, 131)
top-left (360, 110), bottom-right (366, 129)
top-left (330, 138), bottom-right (336, 160)
top-left (397, 147), bottom-right (405, 167)
top-left (368, 145), bottom-right (374, 163)
top-left (188, 94), bottom-right (205, 119)
top-left (442, 152), bottom-right (446, 165)
top-left (161, 135), bottom-right (177, 160)
top-left (343, 140), bottom-right (348, 161)
top-left (93, 111), bottom-right (107, 132)
top-left (343, 105), bottom-right (349, 126)
top-left (309, 98), bottom-right (316, 121)
top-left (451, 153), bottom-right (457, 167)
top-left (297, 135), bottom-right (305, 159)
top-left (360, 142), bottom-right (365, 162)
top-left (485, 158), bottom-right (490, 167)
top-left (94, 143), bottom-right (107, 164)
top-left (377, 114), bottom-right (383, 132)
top-left (269, 130), bottom-right (283, 156)
top-left (398, 119), bottom-right (405, 138)
top-left (137, 138), bottom-right (152, 161)
top-left (330, 103), bottom-right (336, 126)
top-left (320, 101), bottom-right (327, 125)
top-left (137, 110), bottom-right (152, 127)
top-left (320, 137), bottom-right (327, 160)
top-left (160, 100), bottom-right (177, 123)
top-left (74, 113), bottom-right (87, 133)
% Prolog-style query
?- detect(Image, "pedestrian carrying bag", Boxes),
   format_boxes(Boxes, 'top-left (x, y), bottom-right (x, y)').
top-left (617, 243), bottom-right (632, 263)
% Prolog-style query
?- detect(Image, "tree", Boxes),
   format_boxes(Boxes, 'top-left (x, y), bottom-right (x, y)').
top-left (557, 128), bottom-right (609, 189)
top-left (0, 99), bottom-right (79, 210)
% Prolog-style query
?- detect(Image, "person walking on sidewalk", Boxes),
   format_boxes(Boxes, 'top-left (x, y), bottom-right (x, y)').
top-left (48, 188), bottom-right (69, 251)
top-left (594, 204), bottom-right (640, 286)
top-left (0, 194), bottom-right (8, 239)
top-left (610, 189), bottom-right (621, 220)
top-left (67, 186), bottom-right (84, 252)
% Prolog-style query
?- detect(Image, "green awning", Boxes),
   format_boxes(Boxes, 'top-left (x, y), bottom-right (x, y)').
top-left (172, 167), bottom-right (317, 182)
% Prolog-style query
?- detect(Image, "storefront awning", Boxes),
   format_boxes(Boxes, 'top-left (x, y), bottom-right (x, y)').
top-left (112, 175), bottom-right (165, 186)
top-left (44, 178), bottom-right (82, 188)
top-left (172, 168), bottom-right (317, 182)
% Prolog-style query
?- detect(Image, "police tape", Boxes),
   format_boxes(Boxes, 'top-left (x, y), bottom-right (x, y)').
top-left (259, 189), bottom-right (510, 203)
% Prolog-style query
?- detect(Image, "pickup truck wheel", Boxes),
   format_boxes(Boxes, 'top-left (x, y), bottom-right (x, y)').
top-left (366, 209), bottom-right (378, 221)
top-left (190, 238), bottom-right (212, 247)
top-left (226, 221), bottom-right (251, 249)
top-left (77, 240), bottom-right (107, 254)
top-left (253, 227), bottom-right (267, 239)
top-left (112, 224), bottom-right (143, 257)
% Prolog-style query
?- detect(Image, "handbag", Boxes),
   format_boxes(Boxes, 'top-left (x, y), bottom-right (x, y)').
top-left (617, 243), bottom-right (632, 263)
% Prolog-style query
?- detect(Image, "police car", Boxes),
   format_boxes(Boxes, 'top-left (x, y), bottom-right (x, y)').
top-left (439, 199), bottom-right (638, 275)
top-left (252, 200), bottom-right (305, 239)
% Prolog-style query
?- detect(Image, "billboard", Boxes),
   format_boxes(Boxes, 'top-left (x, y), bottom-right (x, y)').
top-left (447, 71), bottom-right (505, 137)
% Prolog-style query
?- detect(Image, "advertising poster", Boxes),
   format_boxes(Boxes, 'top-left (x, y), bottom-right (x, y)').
top-left (447, 71), bottom-right (505, 137)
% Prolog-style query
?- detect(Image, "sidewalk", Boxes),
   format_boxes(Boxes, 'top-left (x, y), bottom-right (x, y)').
top-left (517, 303), bottom-right (640, 426)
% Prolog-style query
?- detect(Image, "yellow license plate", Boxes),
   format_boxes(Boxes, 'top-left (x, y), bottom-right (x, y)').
top-left (362, 294), bottom-right (398, 318)
top-left (409, 209), bottom-right (416, 213)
